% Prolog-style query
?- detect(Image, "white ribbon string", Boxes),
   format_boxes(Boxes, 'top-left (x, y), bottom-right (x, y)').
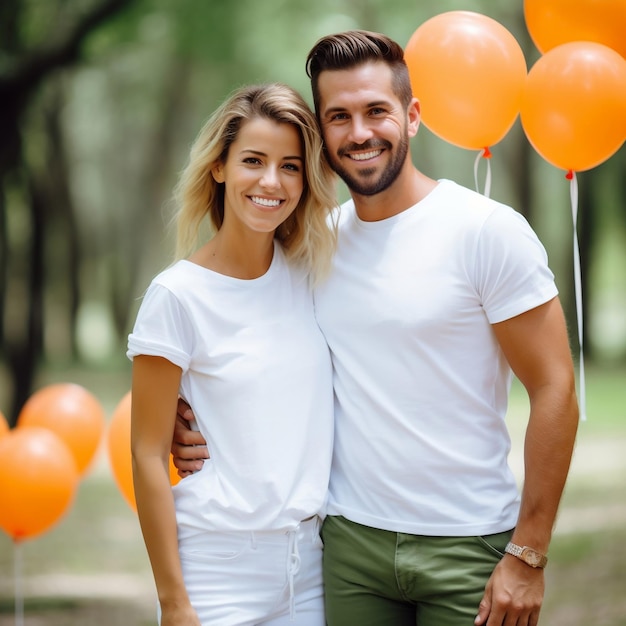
top-left (14, 541), bottom-right (24, 626)
top-left (569, 171), bottom-right (587, 421)
top-left (473, 148), bottom-right (492, 198)
top-left (473, 153), bottom-right (584, 419)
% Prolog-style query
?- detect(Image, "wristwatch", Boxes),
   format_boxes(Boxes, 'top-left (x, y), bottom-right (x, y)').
top-left (504, 542), bottom-right (548, 568)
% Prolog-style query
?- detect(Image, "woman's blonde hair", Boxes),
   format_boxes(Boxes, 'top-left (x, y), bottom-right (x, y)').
top-left (173, 83), bottom-right (337, 283)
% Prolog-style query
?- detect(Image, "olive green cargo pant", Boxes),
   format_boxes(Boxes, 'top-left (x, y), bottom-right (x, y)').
top-left (321, 515), bottom-right (512, 625)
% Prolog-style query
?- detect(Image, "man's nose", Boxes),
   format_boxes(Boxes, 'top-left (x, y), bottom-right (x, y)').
top-left (348, 117), bottom-right (374, 144)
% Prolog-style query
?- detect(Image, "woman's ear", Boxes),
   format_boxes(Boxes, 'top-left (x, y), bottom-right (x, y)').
top-left (212, 163), bottom-right (225, 183)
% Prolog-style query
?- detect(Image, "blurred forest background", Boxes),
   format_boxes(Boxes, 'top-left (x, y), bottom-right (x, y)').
top-left (1, 1), bottom-right (626, 625)
top-left (1, 0), bottom-right (626, 422)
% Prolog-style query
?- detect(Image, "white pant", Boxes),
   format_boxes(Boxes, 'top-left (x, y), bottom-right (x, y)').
top-left (161, 516), bottom-right (325, 626)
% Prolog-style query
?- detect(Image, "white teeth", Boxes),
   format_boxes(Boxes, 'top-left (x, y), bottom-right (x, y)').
top-left (251, 196), bottom-right (281, 207)
top-left (350, 150), bottom-right (382, 161)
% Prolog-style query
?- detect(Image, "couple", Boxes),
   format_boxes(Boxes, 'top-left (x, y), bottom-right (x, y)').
top-left (128, 30), bottom-right (579, 626)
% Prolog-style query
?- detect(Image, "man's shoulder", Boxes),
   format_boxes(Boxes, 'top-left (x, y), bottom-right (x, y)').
top-left (435, 179), bottom-right (517, 221)
top-left (437, 179), bottom-right (502, 205)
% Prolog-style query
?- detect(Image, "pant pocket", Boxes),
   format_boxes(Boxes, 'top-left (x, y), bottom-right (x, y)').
top-left (474, 529), bottom-right (514, 558)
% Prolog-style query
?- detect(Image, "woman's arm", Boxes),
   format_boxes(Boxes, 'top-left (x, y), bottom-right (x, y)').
top-left (131, 355), bottom-right (200, 626)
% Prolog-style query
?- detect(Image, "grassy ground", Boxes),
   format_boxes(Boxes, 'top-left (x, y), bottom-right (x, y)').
top-left (0, 363), bottom-right (625, 625)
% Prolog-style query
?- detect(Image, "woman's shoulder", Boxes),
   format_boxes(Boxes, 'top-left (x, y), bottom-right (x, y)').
top-left (137, 261), bottom-right (204, 304)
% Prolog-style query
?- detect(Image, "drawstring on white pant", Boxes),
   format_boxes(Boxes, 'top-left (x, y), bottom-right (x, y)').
top-left (286, 528), bottom-right (301, 621)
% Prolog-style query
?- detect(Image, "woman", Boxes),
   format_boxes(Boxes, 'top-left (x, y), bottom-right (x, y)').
top-left (127, 83), bottom-right (337, 626)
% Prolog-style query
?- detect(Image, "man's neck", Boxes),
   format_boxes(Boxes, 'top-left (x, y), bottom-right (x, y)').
top-left (352, 166), bottom-right (438, 222)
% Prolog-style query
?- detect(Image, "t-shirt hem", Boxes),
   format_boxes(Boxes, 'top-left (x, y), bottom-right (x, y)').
top-left (126, 337), bottom-right (190, 372)
top-left (487, 285), bottom-right (558, 325)
top-left (326, 505), bottom-right (519, 537)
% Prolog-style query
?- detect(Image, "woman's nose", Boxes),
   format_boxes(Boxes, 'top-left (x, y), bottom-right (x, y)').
top-left (260, 166), bottom-right (280, 189)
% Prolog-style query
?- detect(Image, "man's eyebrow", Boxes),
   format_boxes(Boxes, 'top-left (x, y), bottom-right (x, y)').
top-left (321, 106), bottom-right (347, 118)
top-left (365, 100), bottom-right (392, 108)
top-left (322, 100), bottom-right (392, 116)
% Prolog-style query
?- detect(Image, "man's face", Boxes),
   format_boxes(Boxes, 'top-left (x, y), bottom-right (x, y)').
top-left (317, 61), bottom-right (413, 196)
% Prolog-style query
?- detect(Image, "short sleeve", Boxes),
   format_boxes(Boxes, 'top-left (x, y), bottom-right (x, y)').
top-left (474, 207), bottom-right (558, 324)
top-left (126, 282), bottom-right (194, 372)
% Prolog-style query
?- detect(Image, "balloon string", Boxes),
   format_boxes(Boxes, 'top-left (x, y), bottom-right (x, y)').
top-left (473, 148), bottom-right (492, 198)
top-left (569, 171), bottom-right (587, 421)
top-left (14, 541), bottom-right (24, 626)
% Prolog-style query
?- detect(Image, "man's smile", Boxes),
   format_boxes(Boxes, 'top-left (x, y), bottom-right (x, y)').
top-left (348, 150), bottom-right (383, 161)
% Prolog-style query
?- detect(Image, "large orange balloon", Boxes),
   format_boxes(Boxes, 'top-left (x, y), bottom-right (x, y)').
top-left (0, 427), bottom-right (79, 541)
top-left (17, 383), bottom-right (106, 476)
top-left (521, 42), bottom-right (626, 172)
top-left (525, 0), bottom-right (626, 58)
top-left (107, 391), bottom-right (181, 512)
top-left (405, 11), bottom-right (527, 150)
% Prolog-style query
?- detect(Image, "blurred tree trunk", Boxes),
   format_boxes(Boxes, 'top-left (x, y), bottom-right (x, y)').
top-left (0, 0), bottom-right (22, 357)
top-left (0, 0), bottom-right (134, 424)
top-left (109, 58), bottom-right (193, 343)
top-left (41, 81), bottom-right (82, 357)
top-left (578, 146), bottom-right (626, 362)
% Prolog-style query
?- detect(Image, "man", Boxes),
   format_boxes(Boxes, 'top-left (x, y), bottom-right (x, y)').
top-left (172, 30), bottom-right (579, 626)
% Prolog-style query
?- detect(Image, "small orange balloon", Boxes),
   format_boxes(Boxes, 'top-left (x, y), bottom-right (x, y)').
top-left (107, 392), bottom-right (136, 511)
top-left (525, 0), bottom-right (626, 59)
top-left (17, 383), bottom-right (106, 476)
top-left (0, 427), bottom-right (79, 541)
top-left (521, 42), bottom-right (626, 172)
top-left (405, 11), bottom-right (527, 150)
top-left (0, 411), bottom-right (9, 439)
top-left (107, 391), bottom-right (181, 513)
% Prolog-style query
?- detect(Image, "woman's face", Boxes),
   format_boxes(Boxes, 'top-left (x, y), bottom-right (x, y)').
top-left (213, 117), bottom-right (304, 235)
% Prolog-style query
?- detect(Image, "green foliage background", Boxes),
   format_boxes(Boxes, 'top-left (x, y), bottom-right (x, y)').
top-left (2, 0), bottom-right (625, 422)
top-left (0, 2), bottom-right (625, 623)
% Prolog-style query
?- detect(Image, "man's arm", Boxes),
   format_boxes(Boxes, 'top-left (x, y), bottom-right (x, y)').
top-left (475, 296), bottom-right (579, 626)
top-left (171, 398), bottom-right (209, 477)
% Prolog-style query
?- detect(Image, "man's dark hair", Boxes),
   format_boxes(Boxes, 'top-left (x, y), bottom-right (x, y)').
top-left (305, 30), bottom-right (413, 115)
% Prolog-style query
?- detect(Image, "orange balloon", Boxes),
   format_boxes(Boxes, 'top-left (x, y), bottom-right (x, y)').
top-left (525, 0), bottom-right (626, 58)
top-left (521, 42), bottom-right (626, 172)
top-left (17, 383), bottom-right (106, 475)
top-left (0, 427), bottom-right (79, 541)
top-left (0, 411), bottom-right (9, 439)
top-left (107, 391), bottom-right (181, 513)
top-left (405, 11), bottom-right (527, 150)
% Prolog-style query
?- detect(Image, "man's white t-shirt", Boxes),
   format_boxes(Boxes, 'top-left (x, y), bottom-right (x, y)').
top-left (128, 245), bottom-right (334, 541)
top-left (314, 179), bottom-right (558, 536)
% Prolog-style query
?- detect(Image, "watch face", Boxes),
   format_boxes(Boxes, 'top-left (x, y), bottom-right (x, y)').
top-left (523, 548), bottom-right (544, 567)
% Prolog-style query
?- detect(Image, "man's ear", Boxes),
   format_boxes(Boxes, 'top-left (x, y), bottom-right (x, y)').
top-left (407, 98), bottom-right (421, 139)
top-left (212, 163), bottom-right (225, 183)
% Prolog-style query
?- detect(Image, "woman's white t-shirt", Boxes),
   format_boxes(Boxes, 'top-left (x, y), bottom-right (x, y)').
top-left (127, 245), bottom-right (334, 541)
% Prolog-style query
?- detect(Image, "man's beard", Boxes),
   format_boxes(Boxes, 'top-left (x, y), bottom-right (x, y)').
top-left (327, 134), bottom-right (409, 197)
